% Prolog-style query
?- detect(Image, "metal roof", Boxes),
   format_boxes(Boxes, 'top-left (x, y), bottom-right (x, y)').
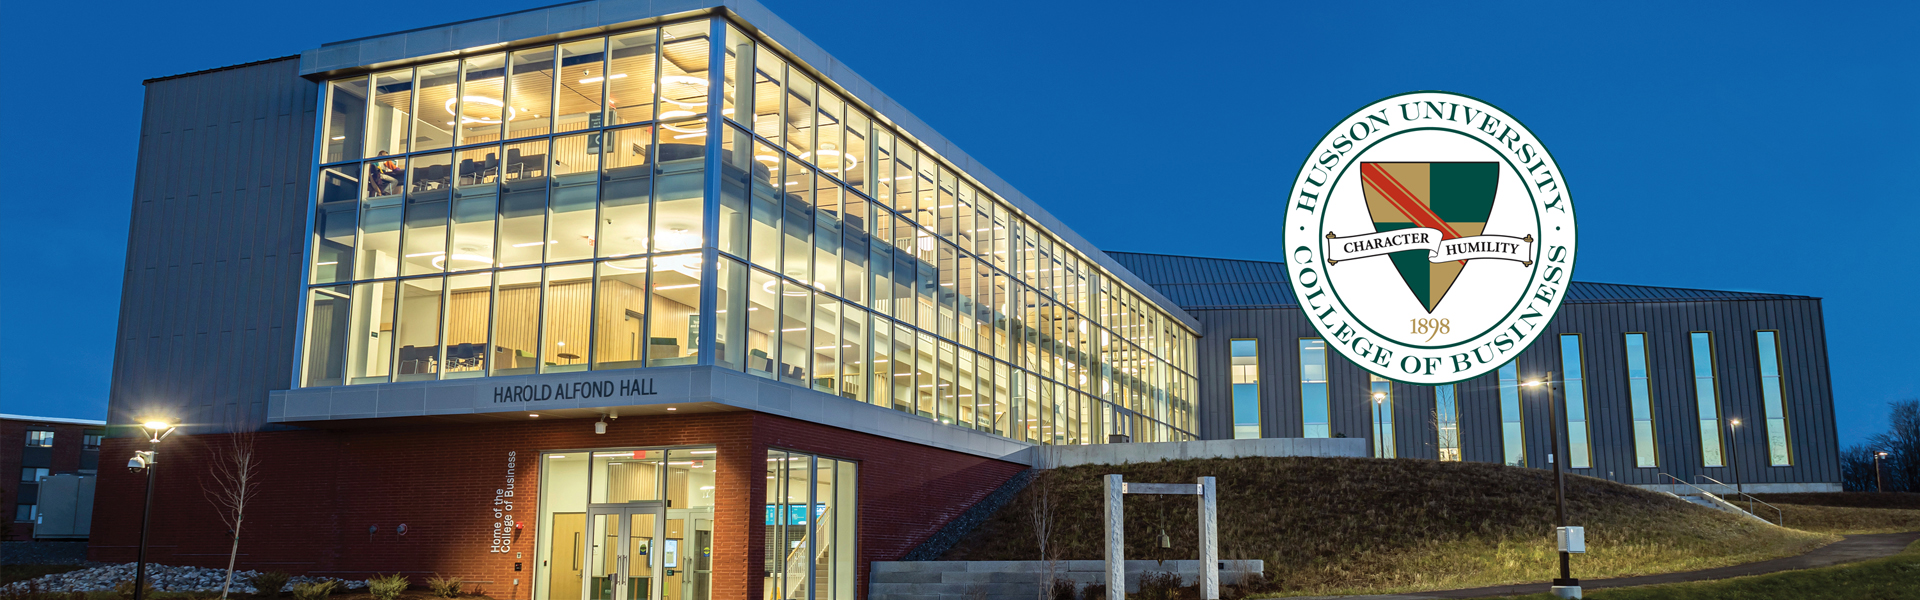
top-left (0, 413), bottom-right (107, 426)
top-left (1105, 251), bottom-right (1816, 310)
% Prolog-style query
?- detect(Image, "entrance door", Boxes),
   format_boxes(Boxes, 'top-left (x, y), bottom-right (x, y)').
top-left (585, 503), bottom-right (665, 600)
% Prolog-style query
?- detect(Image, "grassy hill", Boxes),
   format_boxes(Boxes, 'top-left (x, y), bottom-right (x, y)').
top-left (938, 456), bottom-right (1834, 597)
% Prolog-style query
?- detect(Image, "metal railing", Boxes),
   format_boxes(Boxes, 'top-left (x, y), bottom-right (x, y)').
top-left (1695, 474), bottom-right (1784, 526)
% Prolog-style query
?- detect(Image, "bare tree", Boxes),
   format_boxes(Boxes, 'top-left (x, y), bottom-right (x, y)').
top-left (203, 429), bottom-right (263, 599)
top-left (1027, 465), bottom-right (1059, 600)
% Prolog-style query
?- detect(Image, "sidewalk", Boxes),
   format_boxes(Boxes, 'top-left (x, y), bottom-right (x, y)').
top-left (1292, 530), bottom-right (1920, 599)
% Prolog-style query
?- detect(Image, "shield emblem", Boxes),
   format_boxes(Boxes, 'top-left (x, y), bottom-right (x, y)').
top-left (1359, 162), bottom-right (1500, 312)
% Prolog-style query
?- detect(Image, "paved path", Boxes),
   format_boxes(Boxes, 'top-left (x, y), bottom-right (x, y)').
top-left (1293, 531), bottom-right (1920, 599)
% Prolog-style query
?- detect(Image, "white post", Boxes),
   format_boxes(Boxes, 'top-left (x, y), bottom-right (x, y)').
top-left (1105, 474), bottom-right (1124, 600)
top-left (1198, 476), bottom-right (1218, 600)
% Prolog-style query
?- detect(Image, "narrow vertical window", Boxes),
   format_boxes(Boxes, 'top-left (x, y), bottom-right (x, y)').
top-left (1559, 335), bottom-right (1592, 468)
top-left (1624, 333), bottom-right (1658, 467)
top-left (1756, 331), bottom-right (1792, 466)
top-left (1369, 374), bottom-right (1394, 458)
top-left (1499, 361), bottom-right (1525, 466)
top-left (1691, 332), bottom-right (1725, 467)
top-left (1230, 339), bottom-right (1259, 439)
top-left (1300, 339), bottom-right (1329, 438)
top-left (1435, 385), bottom-right (1460, 461)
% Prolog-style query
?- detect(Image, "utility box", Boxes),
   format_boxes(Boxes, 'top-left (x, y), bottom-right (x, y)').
top-left (1556, 526), bottom-right (1586, 554)
top-left (33, 474), bottom-right (96, 540)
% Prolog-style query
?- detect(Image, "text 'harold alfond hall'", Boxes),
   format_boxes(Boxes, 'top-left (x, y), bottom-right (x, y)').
top-left (96, 1), bottom-right (1843, 599)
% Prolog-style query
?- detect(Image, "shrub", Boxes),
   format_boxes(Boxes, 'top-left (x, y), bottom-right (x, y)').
top-left (424, 575), bottom-right (463, 599)
top-left (290, 580), bottom-right (338, 600)
top-left (1048, 578), bottom-right (1077, 600)
top-left (112, 580), bottom-right (155, 600)
top-left (248, 573), bottom-right (292, 599)
top-left (366, 574), bottom-right (409, 600)
top-left (1135, 572), bottom-right (1183, 600)
top-left (1076, 583), bottom-right (1106, 600)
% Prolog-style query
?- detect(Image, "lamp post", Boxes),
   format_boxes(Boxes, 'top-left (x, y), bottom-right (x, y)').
top-left (1522, 375), bottom-right (1577, 598)
top-left (1874, 451), bottom-right (1890, 492)
top-left (130, 420), bottom-right (177, 600)
top-left (1371, 392), bottom-right (1387, 458)
top-left (1728, 419), bottom-right (1743, 497)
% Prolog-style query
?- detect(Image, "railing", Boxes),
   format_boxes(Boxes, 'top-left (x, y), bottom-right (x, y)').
top-left (1695, 474), bottom-right (1784, 526)
top-left (781, 510), bottom-right (833, 600)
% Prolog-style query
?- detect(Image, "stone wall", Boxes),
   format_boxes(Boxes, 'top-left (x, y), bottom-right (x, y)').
top-left (1011, 437), bottom-right (1366, 468)
top-left (870, 560), bottom-right (1263, 600)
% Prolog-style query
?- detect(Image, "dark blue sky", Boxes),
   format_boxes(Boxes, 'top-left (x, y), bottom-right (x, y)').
top-left (1, 1), bottom-right (1913, 447)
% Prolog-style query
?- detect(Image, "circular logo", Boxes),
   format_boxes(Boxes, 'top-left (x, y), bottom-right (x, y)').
top-left (1283, 92), bottom-right (1577, 385)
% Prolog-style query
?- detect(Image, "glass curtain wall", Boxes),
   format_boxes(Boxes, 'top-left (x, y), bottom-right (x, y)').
top-left (1624, 333), bottom-right (1658, 468)
top-left (305, 16), bottom-right (1197, 442)
top-left (1230, 339), bottom-right (1259, 439)
top-left (1755, 331), bottom-right (1792, 466)
top-left (764, 450), bottom-right (856, 600)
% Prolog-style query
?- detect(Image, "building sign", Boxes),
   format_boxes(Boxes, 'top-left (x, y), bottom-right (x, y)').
top-left (492, 377), bottom-right (660, 403)
top-left (1284, 92), bottom-right (1577, 384)
top-left (491, 451), bottom-right (517, 553)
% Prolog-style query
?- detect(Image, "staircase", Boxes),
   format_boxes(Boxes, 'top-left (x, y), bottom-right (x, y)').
top-left (1658, 473), bottom-right (1783, 526)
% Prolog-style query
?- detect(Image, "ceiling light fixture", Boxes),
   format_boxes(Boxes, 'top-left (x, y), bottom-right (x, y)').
top-left (443, 96), bottom-right (517, 123)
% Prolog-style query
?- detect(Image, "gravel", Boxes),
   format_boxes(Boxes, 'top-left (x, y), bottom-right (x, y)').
top-left (1, 563), bottom-right (369, 594)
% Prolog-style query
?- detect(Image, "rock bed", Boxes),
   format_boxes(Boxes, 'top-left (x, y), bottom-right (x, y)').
top-left (2, 563), bottom-right (369, 593)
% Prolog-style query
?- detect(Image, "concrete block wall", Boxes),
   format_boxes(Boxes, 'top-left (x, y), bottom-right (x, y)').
top-left (1013, 437), bottom-right (1367, 468)
top-left (870, 560), bottom-right (1263, 600)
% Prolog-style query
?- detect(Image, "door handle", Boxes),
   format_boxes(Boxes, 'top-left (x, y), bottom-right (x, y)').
top-left (573, 532), bottom-right (581, 571)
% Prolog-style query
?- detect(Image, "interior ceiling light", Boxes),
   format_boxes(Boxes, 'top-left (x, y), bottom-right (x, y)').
top-left (579, 73), bottom-right (628, 84)
top-left (762, 279), bottom-right (822, 297)
top-left (443, 96), bottom-right (517, 123)
top-left (431, 253), bottom-right (495, 270)
top-left (798, 142), bottom-right (858, 170)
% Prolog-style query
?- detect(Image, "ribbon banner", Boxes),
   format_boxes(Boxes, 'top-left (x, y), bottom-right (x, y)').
top-left (1326, 229), bottom-right (1534, 265)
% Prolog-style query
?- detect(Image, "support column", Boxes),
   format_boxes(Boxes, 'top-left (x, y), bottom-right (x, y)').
top-left (1105, 474), bottom-right (1124, 600)
top-left (1198, 476), bottom-right (1218, 600)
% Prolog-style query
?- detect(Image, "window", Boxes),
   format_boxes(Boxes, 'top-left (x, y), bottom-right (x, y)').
top-left (1691, 332), bottom-right (1724, 467)
top-left (1300, 339), bottom-right (1329, 438)
top-left (1435, 385), bottom-right (1460, 461)
top-left (25, 430), bottom-right (54, 447)
top-left (83, 433), bottom-right (103, 450)
top-left (20, 467), bottom-right (49, 482)
top-left (1756, 331), bottom-right (1792, 466)
top-left (1559, 335), bottom-right (1592, 469)
top-left (1499, 362), bottom-right (1525, 467)
top-left (1624, 333), bottom-right (1658, 467)
top-left (1230, 339), bottom-right (1259, 439)
top-left (13, 504), bottom-right (34, 522)
top-left (1369, 374), bottom-right (1394, 458)
top-left (764, 450), bottom-right (857, 600)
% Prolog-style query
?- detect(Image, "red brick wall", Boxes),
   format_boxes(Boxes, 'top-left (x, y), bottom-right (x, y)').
top-left (89, 412), bottom-right (1024, 600)
top-left (3, 418), bottom-right (101, 540)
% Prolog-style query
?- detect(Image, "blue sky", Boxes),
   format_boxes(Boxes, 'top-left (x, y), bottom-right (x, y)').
top-left (1, 0), bottom-right (1913, 447)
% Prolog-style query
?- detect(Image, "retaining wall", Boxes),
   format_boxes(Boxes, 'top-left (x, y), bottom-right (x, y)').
top-left (870, 560), bottom-right (1263, 600)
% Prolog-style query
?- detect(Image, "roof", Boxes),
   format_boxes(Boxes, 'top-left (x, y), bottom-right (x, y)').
top-left (0, 414), bottom-right (107, 426)
top-left (144, 56), bottom-right (299, 85)
top-left (1104, 251), bottom-right (1816, 310)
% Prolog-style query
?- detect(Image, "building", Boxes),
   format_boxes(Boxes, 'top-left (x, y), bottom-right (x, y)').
top-left (3, 414), bottom-right (105, 540)
top-left (1104, 252), bottom-right (1841, 493)
top-left (93, 0), bottom-right (1838, 599)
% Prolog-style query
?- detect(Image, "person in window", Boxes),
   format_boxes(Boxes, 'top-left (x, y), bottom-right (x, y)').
top-left (370, 151), bottom-right (402, 196)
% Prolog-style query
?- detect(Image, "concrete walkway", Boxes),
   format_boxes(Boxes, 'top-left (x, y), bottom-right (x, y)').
top-left (1294, 531), bottom-right (1920, 599)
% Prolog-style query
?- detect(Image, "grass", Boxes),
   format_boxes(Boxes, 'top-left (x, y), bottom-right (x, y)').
top-left (938, 456), bottom-right (1835, 598)
top-left (1496, 540), bottom-right (1920, 600)
top-left (1752, 491), bottom-right (1920, 510)
top-left (1775, 503), bottom-right (1920, 535)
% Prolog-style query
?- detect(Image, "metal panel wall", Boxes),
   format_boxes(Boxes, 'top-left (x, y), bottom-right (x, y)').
top-left (106, 58), bottom-right (317, 435)
top-left (1184, 298), bottom-right (1840, 487)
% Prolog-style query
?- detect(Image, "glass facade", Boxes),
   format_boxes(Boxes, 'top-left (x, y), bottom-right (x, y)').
top-left (1230, 339), bottom-right (1259, 439)
top-left (1559, 335), bottom-right (1591, 469)
top-left (1299, 339), bottom-right (1329, 438)
top-left (1691, 332), bottom-right (1724, 467)
top-left (534, 447), bottom-right (718, 600)
top-left (1434, 385), bottom-right (1460, 461)
top-left (1498, 361), bottom-right (1524, 466)
top-left (764, 450), bottom-right (856, 600)
top-left (1369, 374), bottom-right (1394, 458)
top-left (1624, 333), bottom-right (1658, 468)
top-left (1756, 331), bottom-right (1792, 466)
top-left (303, 17), bottom-right (1197, 443)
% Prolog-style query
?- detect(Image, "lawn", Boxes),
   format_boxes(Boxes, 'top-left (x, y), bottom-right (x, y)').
top-left (1776, 503), bottom-right (1920, 535)
top-left (1496, 540), bottom-right (1920, 600)
top-left (937, 456), bottom-right (1835, 598)
top-left (1752, 491), bottom-right (1920, 510)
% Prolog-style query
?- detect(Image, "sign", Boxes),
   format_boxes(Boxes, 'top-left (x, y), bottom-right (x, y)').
top-left (491, 451), bottom-right (517, 553)
top-left (491, 377), bottom-right (659, 403)
top-left (1284, 92), bottom-right (1577, 384)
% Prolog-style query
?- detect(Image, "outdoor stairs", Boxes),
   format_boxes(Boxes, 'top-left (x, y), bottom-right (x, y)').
top-left (1662, 491), bottom-right (1773, 525)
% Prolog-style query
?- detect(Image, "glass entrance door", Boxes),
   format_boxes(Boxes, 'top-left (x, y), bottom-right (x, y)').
top-left (585, 503), bottom-right (664, 600)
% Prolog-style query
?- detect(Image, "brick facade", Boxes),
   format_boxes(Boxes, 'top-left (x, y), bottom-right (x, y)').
top-left (88, 412), bottom-right (1023, 600)
top-left (3, 416), bottom-right (104, 540)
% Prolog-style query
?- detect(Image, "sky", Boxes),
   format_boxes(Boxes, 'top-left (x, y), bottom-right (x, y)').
top-left (0, 1), bottom-right (1914, 447)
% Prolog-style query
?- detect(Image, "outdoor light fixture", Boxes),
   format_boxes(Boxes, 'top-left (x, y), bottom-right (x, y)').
top-left (131, 418), bottom-right (176, 600)
top-left (1525, 376), bottom-right (1580, 597)
top-left (596, 416), bottom-right (608, 435)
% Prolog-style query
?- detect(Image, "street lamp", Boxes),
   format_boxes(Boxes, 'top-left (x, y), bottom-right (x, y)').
top-left (1521, 375), bottom-right (1577, 598)
top-left (1371, 392), bottom-right (1387, 458)
top-left (1874, 451), bottom-right (1890, 492)
top-left (1728, 419), bottom-right (1743, 497)
top-left (128, 419), bottom-right (177, 600)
